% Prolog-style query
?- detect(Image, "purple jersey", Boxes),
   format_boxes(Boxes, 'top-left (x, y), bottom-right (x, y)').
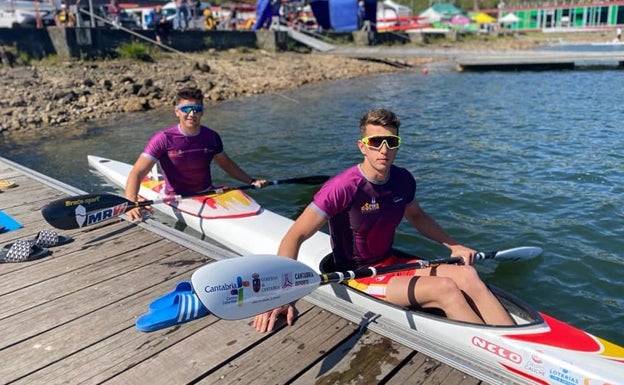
top-left (311, 164), bottom-right (416, 270)
top-left (142, 124), bottom-right (224, 195)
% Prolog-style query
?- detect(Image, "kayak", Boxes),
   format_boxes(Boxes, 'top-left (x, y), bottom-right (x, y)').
top-left (87, 155), bottom-right (624, 385)
top-left (86, 155), bottom-right (331, 259)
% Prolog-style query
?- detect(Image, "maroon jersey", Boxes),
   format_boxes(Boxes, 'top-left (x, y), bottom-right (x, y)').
top-left (143, 124), bottom-right (224, 195)
top-left (311, 164), bottom-right (416, 270)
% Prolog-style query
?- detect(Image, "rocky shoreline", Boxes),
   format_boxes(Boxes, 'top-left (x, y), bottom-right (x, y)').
top-left (0, 50), bottom-right (432, 137)
top-left (0, 31), bottom-right (610, 137)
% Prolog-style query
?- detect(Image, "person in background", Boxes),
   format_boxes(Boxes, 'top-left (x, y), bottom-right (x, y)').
top-left (150, 6), bottom-right (171, 44)
top-left (67, 0), bottom-right (82, 27)
top-left (252, 108), bottom-right (515, 333)
top-left (203, 7), bottom-right (216, 30)
top-left (189, 0), bottom-right (201, 28)
top-left (616, 27), bottom-right (622, 42)
top-left (107, 0), bottom-right (120, 28)
top-left (173, 0), bottom-right (189, 31)
top-left (49, 0), bottom-right (64, 27)
top-left (125, 87), bottom-right (267, 221)
top-left (230, 8), bottom-right (238, 30)
top-left (357, 0), bottom-right (365, 30)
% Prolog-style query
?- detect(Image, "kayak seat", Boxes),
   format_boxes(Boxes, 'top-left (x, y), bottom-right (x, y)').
top-left (318, 248), bottom-right (419, 273)
top-left (319, 250), bottom-right (448, 318)
top-left (319, 251), bottom-right (542, 326)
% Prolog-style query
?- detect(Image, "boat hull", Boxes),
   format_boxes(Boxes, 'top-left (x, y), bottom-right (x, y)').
top-left (88, 155), bottom-right (624, 385)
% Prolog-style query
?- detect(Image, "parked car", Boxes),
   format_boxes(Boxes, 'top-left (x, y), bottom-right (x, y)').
top-left (90, 5), bottom-right (140, 29)
top-left (0, 0), bottom-right (55, 28)
top-left (161, 1), bottom-right (211, 29)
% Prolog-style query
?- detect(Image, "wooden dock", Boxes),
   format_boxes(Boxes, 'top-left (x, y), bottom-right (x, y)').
top-left (329, 45), bottom-right (624, 71)
top-left (454, 49), bottom-right (624, 71)
top-left (0, 156), bottom-right (483, 385)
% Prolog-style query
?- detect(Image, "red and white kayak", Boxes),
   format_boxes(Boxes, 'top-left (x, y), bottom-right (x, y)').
top-left (87, 155), bottom-right (330, 258)
top-left (88, 155), bottom-right (624, 385)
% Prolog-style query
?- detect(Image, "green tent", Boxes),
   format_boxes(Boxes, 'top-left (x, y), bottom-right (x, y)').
top-left (430, 2), bottom-right (464, 18)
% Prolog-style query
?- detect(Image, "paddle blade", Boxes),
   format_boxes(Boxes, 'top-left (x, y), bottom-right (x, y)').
top-left (477, 246), bottom-right (543, 262)
top-left (41, 194), bottom-right (133, 230)
top-left (191, 255), bottom-right (321, 320)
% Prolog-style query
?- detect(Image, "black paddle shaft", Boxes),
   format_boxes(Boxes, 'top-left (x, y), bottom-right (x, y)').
top-left (320, 257), bottom-right (462, 284)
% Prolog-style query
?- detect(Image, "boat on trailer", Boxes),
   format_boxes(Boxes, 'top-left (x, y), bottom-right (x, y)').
top-left (88, 155), bottom-right (624, 385)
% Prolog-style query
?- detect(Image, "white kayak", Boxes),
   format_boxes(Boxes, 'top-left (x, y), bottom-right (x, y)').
top-left (88, 155), bottom-right (624, 385)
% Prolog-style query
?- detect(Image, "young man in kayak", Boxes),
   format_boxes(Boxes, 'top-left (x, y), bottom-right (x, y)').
top-left (253, 108), bottom-right (514, 332)
top-left (125, 87), bottom-right (266, 221)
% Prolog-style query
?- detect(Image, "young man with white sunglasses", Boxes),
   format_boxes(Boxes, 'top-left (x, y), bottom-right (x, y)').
top-left (253, 108), bottom-right (514, 333)
top-left (125, 87), bottom-right (266, 221)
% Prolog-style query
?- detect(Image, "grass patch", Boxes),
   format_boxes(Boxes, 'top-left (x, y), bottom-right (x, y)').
top-left (116, 41), bottom-right (154, 62)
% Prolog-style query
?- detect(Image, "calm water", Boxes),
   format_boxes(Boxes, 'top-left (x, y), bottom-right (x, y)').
top-left (1, 65), bottom-right (623, 346)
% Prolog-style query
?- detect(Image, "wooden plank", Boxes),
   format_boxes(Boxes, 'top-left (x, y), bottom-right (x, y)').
top-left (443, 369), bottom-right (484, 385)
top-left (0, 220), bottom-right (141, 274)
top-left (0, 226), bottom-right (169, 320)
top-left (291, 328), bottom-right (414, 384)
top-left (193, 307), bottom-right (358, 384)
top-left (0, 180), bottom-right (64, 209)
top-left (384, 354), bottom-right (482, 385)
top-left (0, 249), bottom-right (214, 382)
top-left (11, 297), bottom-right (220, 385)
top-left (101, 300), bottom-right (314, 385)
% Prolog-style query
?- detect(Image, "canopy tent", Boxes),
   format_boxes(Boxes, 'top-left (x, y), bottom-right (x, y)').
top-left (378, 0), bottom-right (411, 19)
top-left (450, 14), bottom-right (470, 24)
top-left (430, 2), bottom-right (464, 18)
top-left (418, 7), bottom-right (443, 23)
top-left (251, 0), bottom-right (274, 30)
top-left (471, 12), bottom-right (496, 24)
top-left (310, 0), bottom-right (375, 31)
top-left (500, 12), bottom-right (520, 24)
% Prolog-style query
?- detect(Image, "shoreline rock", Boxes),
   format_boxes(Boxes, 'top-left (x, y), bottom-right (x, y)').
top-left (0, 50), bottom-right (431, 137)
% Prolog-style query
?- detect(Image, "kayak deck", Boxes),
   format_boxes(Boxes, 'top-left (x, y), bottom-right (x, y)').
top-left (141, 176), bottom-right (262, 219)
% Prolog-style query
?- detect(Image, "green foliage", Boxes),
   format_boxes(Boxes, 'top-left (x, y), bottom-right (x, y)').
top-left (38, 53), bottom-right (62, 65)
top-left (116, 41), bottom-right (153, 62)
top-left (234, 46), bottom-right (255, 53)
top-left (330, 35), bottom-right (352, 45)
top-left (394, 0), bottom-right (535, 13)
top-left (0, 44), bottom-right (31, 66)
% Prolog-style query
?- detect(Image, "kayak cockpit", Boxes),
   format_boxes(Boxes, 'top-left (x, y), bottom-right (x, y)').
top-left (319, 251), bottom-right (543, 327)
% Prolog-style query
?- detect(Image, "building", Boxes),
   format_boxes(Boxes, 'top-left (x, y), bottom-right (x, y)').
top-left (481, 0), bottom-right (624, 31)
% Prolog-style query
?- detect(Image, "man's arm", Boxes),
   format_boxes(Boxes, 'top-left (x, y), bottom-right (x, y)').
top-left (404, 201), bottom-right (475, 263)
top-left (124, 155), bottom-right (156, 221)
top-left (253, 205), bottom-right (327, 333)
top-left (213, 152), bottom-right (255, 184)
top-left (278, 205), bottom-right (327, 259)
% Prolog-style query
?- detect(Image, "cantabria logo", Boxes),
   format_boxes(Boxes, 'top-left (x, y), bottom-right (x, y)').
top-left (204, 277), bottom-right (251, 307)
top-left (231, 276), bottom-right (251, 307)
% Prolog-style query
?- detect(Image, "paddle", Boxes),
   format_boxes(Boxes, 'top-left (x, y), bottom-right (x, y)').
top-left (41, 175), bottom-right (330, 230)
top-left (474, 246), bottom-right (542, 262)
top-left (191, 246), bottom-right (542, 320)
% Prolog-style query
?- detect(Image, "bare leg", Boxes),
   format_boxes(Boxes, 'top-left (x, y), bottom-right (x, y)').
top-left (424, 264), bottom-right (514, 325)
top-left (385, 275), bottom-right (485, 324)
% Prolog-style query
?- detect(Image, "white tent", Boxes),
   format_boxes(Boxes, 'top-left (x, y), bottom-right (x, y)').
top-left (500, 12), bottom-right (520, 24)
top-left (382, 0), bottom-right (412, 17)
top-left (377, 0), bottom-right (412, 22)
top-left (418, 7), bottom-right (443, 23)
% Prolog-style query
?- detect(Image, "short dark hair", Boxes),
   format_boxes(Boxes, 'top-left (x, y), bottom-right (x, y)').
top-left (174, 87), bottom-right (204, 105)
top-left (359, 109), bottom-right (400, 137)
